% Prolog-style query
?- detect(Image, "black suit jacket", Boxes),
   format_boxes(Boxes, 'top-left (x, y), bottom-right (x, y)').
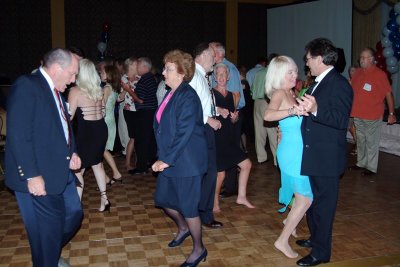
top-left (5, 71), bottom-right (77, 194)
top-left (301, 68), bottom-right (353, 177)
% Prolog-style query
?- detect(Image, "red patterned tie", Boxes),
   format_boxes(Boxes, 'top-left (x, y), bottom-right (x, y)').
top-left (54, 88), bottom-right (70, 146)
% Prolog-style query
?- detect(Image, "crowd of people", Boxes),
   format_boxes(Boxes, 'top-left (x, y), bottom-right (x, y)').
top-left (4, 38), bottom-right (397, 267)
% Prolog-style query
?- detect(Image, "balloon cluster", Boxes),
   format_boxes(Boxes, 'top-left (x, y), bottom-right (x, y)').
top-left (97, 22), bottom-right (111, 60)
top-left (377, 3), bottom-right (400, 75)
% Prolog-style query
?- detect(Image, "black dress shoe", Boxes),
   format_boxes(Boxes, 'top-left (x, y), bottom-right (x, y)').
top-left (168, 231), bottom-right (191, 247)
top-left (203, 220), bottom-right (223, 228)
top-left (362, 169), bottom-right (376, 176)
top-left (128, 168), bottom-right (148, 175)
top-left (348, 165), bottom-right (363, 171)
top-left (219, 191), bottom-right (235, 198)
top-left (180, 248), bottom-right (207, 267)
top-left (296, 239), bottom-right (312, 248)
top-left (296, 254), bottom-right (329, 266)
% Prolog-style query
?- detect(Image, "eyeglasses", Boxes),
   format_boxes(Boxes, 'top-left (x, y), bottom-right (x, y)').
top-left (163, 66), bottom-right (176, 72)
top-left (305, 56), bottom-right (315, 63)
top-left (359, 56), bottom-right (373, 60)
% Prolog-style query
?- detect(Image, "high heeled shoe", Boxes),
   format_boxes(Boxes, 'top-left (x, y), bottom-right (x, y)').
top-left (107, 177), bottom-right (123, 186)
top-left (168, 230), bottom-right (191, 247)
top-left (180, 249), bottom-right (207, 267)
top-left (99, 191), bottom-right (111, 213)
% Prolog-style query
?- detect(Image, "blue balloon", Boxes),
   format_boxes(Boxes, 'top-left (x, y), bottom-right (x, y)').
top-left (383, 47), bottom-right (394, 58)
top-left (394, 50), bottom-right (400, 60)
top-left (382, 26), bottom-right (391, 36)
top-left (390, 9), bottom-right (399, 19)
top-left (382, 36), bottom-right (392, 48)
top-left (387, 64), bottom-right (399, 73)
top-left (386, 56), bottom-right (398, 67)
top-left (387, 19), bottom-right (399, 31)
top-left (101, 32), bottom-right (110, 43)
top-left (389, 31), bottom-right (399, 42)
top-left (395, 3), bottom-right (400, 14)
top-left (393, 41), bottom-right (400, 51)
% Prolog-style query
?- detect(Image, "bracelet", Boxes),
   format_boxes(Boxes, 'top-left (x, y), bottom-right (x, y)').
top-left (389, 112), bottom-right (395, 116)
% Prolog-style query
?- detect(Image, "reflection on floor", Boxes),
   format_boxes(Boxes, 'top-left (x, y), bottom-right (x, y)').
top-left (0, 146), bottom-right (400, 267)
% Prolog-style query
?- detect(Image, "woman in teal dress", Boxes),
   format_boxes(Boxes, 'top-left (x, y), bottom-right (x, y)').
top-left (100, 65), bottom-right (122, 184)
top-left (264, 56), bottom-right (313, 259)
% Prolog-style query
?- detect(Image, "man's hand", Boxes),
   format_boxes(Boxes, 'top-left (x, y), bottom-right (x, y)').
top-left (388, 114), bottom-right (397, 125)
top-left (69, 153), bottom-right (81, 170)
top-left (297, 94), bottom-right (317, 114)
top-left (27, 176), bottom-right (47, 196)
top-left (207, 117), bottom-right (222, 131)
top-left (152, 160), bottom-right (170, 172)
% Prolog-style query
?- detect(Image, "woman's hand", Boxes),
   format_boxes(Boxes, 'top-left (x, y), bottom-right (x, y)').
top-left (152, 160), bottom-right (169, 172)
top-left (230, 110), bottom-right (239, 123)
top-left (217, 107), bottom-right (229, 119)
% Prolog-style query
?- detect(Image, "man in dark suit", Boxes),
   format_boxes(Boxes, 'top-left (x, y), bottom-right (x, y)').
top-left (5, 48), bottom-right (83, 267)
top-left (295, 38), bottom-right (353, 266)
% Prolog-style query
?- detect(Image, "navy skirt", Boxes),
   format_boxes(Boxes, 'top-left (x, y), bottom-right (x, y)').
top-left (154, 173), bottom-right (202, 218)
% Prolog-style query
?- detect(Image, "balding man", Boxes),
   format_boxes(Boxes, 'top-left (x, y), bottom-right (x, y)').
top-left (190, 43), bottom-right (223, 228)
top-left (5, 48), bottom-right (83, 267)
top-left (349, 47), bottom-right (396, 176)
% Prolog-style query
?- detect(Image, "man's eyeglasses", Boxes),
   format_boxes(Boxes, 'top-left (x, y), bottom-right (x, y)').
top-left (305, 56), bottom-right (316, 63)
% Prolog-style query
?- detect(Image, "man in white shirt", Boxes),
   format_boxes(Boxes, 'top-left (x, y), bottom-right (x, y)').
top-left (189, 43), bottom-right (223, 228)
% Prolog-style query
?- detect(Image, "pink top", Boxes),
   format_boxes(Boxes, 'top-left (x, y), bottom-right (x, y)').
top-left (156, 91), bottom-right (173, 123)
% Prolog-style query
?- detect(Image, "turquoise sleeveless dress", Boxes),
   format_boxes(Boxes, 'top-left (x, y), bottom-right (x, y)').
top-left (104, 91), bottom-right (118, 151)
top-left (276, 116), bottom-right (313, 213)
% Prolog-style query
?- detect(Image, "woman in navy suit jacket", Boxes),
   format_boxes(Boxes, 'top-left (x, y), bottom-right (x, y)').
top-left (152, 50), bottom-right (208, 267)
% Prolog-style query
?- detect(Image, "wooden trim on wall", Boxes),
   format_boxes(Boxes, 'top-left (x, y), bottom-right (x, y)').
top-left (51, 0), bottom-right (65, 48)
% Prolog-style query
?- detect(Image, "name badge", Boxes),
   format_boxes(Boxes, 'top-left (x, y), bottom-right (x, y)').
top-left (363, 83), bottom-right (372, 92)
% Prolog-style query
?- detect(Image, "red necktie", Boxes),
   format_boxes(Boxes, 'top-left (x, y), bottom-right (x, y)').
top-left (54, 88), bottom-right (70, 146)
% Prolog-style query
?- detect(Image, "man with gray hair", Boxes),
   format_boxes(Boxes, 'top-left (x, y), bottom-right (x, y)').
top-left (349, 47), bottom-right (396, 176)
top-left (5, 48), bottom-right (83, 267)
top-left (131, 57), bottom-right (158, 175)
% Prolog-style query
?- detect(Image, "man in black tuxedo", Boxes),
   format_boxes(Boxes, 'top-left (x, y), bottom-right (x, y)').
top-left (6, 48), bottom-right (83, 267)
top-left (295, 38), bottom-right (353, 266)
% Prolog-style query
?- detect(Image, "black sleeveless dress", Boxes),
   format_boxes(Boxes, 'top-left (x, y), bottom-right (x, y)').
top-left (74, 107), bottom-right (108, 169)
top-left (212, 89), bottom-right (246, 171)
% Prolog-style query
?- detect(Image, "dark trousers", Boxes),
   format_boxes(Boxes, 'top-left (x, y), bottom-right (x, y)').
top-left (307, 175), bottom-right (339, 261)
top-left (222, 109), bottom-right (243, 193)
top-left (15, 173), bottom-right (83, 267)
top-left (134, 109), bottom-right (156, 171)
top-left (199, 125), bottom-right (217, 224)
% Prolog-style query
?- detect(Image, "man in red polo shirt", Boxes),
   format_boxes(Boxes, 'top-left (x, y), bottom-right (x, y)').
top-left (350, 47), bottom-right (397, 176)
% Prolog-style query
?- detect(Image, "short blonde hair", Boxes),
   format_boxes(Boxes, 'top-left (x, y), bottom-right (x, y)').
top-left (76, 59), bottom-right (103, 101)
top-left (265, 56), bottom-right (297, 99)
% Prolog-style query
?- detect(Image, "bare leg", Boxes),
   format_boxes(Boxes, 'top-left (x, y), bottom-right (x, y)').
top-left (75, 168), bottom-right (85, 200)
top-left (103, 150), bottom-right (122, 181)
top-left (125, 138), bottom-right (135, 170)
top-left (236, 159), bottom-right (255, 208)
top-left (184, 217), bottom-right (205, 263)
top-left (274, 193), bottom-right (312, 258)
top-left (213, 171), bottom-right (225, 213)
top-left (92, 162), bottom-right (109, 211)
